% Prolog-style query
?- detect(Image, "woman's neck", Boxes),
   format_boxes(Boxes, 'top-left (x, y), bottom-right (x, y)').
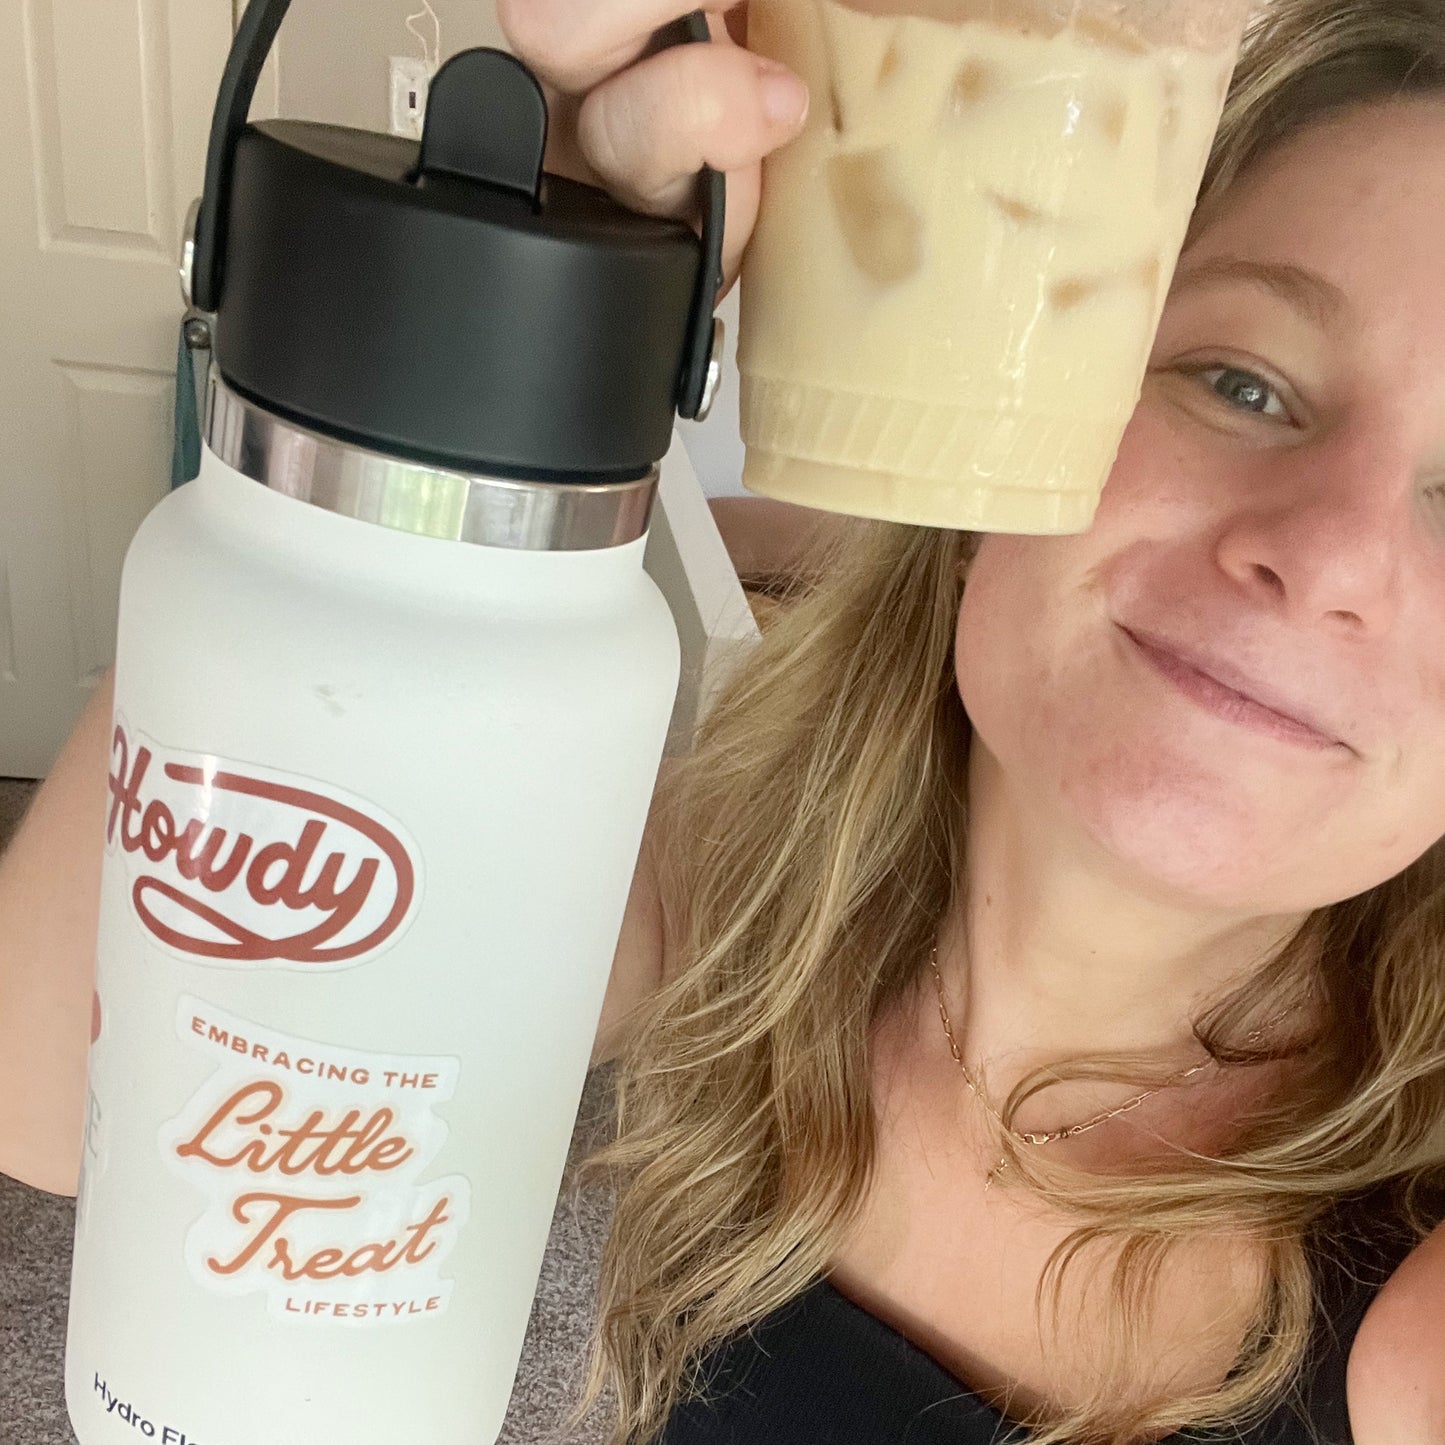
top-left (935, 742), bottom-right (1311, 1084)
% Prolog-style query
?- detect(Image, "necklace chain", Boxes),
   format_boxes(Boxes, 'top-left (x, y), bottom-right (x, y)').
top-left (926, 942), bottom-right (1297, 1183)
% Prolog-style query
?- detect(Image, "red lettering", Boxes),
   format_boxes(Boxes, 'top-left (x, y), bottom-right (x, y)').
top-left (295, 849), bottom-right (379, 943)
top-left (174, 818), bottom-right (251, 890)
top-left (141, 799), bottom-right (175, 862)
top-left (104, 723), bottom-right (417, 966)
top-left (105, 729), bottom-right (149, 852)
top-left (248, 821), bottom-right (324, 907)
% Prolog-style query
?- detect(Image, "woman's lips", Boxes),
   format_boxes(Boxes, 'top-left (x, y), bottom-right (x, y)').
top-left (1121, 628), bottom-right (1343, 751)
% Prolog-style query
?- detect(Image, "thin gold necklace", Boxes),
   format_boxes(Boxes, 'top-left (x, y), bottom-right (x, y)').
top-left (927, 942), bottom-right (1294, 1190)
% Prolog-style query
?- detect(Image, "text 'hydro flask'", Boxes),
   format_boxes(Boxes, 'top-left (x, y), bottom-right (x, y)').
top-left (64, 4), bottom-right (726, 1441)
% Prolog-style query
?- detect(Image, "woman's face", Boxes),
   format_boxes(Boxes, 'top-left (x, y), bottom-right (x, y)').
top-left (955, 99), bottom-right (1445, 915)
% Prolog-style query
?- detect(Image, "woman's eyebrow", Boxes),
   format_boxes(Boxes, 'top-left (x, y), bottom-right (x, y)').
top-left (1167, 256), bottom-right (1351, 331)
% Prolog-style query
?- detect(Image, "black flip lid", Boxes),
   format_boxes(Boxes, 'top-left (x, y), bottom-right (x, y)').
top-left (192, 4), bottom-right (725, 482)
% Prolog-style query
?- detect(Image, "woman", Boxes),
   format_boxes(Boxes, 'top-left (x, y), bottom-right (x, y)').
top-left (1, 1), bottom-right (1441, 1442)
top-left (495, 0), bottom-right (1445, 1441)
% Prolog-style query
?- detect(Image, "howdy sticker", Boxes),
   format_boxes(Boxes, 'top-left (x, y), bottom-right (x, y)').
top-left (163, 997), bottom-right (470, 1325)
top-left (106, 720), bottom-right (421, 968)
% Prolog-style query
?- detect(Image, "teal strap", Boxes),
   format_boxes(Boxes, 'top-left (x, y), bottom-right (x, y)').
top-left (171, 320), bottom-right (202, 489)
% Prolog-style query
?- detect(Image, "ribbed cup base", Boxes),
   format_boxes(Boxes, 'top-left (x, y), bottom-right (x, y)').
top-left (739, 374), bottom-right (1125, 535)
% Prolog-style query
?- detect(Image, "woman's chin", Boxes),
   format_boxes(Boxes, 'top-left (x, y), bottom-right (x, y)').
top-left (1056, 757), bottom-right (1379, 914)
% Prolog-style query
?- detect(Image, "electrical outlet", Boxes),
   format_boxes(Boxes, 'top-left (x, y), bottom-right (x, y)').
top-left (389, 56), bottom-right (431, 139)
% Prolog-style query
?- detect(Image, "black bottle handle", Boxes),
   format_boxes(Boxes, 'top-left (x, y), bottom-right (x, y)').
top-left (655, 12), bottom-right (729, 420)
top-left (190, 4), bottom-right (726, 421)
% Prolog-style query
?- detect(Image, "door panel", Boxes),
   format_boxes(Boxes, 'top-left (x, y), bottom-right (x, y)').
top-left (0, 0), bottom-right (233, 775)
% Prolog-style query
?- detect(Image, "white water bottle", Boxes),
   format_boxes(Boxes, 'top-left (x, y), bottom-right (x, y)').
top-left (64, 10), bottom-right (726, 1443)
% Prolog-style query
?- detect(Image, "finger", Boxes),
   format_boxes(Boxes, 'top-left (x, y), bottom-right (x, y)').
top-left (716, 163), bottom-right (761, 293)
top-left (576, 40), bottom-right (808, 218)
top-left (499, 0), bottom-right (747, 97)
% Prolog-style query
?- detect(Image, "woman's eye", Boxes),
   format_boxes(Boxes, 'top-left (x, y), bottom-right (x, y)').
top-left (1194, 366), bottom-right (1291, 420)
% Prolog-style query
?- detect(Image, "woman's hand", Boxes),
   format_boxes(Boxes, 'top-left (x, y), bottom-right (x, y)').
top-left (495, 1), bottom-right (810, 294)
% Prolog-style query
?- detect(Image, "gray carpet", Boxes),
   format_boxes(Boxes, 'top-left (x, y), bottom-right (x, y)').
top-left (0, 777), bottom-right (36, 850)
top-left (0, 773), bottom-right (618, 1443)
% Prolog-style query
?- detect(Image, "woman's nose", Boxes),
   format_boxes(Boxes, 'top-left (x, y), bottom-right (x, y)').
top-left (1211, 431), bottom-right (1413, 635)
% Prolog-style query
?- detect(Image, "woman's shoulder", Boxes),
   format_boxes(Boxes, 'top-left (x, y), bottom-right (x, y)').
top-left (1334, 1179), bottom-right (1445, 1444)
top-left (1293, 1176), bottom-right (1445, 1443)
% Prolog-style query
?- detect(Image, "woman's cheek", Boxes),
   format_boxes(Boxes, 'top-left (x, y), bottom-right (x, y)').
top-left (1097, 387), bottom-right (1205, 523)
top-left (953, 535), bottom-right (1054, 727)
top-left (954, 540), bottom-right (1015, 725)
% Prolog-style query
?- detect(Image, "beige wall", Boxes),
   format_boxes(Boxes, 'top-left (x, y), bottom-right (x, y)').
top-left (277, 0), bottom-right (508, 132)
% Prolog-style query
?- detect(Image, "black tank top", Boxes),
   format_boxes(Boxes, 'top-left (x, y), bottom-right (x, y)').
top-left (659, 1191), bottom-right (1438, 1445)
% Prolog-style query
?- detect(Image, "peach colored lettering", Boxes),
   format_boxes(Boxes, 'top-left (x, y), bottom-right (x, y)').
top-left (207, 1191), bottom-right (452, 1281)
top-left (175, 1080), bottom-right (414, 1176)
top-left (283, 1294), bottom-right (443, 1318)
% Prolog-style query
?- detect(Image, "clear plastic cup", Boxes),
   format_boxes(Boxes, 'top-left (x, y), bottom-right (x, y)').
top-left (737, 0), bottom-right (1253, 533)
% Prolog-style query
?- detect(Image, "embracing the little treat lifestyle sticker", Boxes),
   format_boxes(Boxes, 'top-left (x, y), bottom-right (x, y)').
top-left (162, 998), bottom-right (470, 1325)
top-left (105, 718), bottom-right (423, 969)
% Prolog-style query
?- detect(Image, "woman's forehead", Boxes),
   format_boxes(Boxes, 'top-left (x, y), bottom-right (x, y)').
top-left (1190, 98), bottom-right (1445, 282)
top-left (1180, 99), bottom-right (1445, 364)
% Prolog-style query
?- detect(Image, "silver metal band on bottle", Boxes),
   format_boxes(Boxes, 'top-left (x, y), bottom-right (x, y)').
top-left (205, 373), bottom-right (658, 552)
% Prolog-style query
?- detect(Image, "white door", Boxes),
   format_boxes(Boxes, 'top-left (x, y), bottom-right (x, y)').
top-left (0, 0), bottom-right (234, 777)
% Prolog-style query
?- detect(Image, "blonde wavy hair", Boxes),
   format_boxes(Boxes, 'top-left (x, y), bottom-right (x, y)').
top-left (564, 3), bottom-right (1445, 1441)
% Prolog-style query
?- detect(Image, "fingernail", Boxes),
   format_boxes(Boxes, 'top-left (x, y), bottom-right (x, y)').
top-left (756, 60), bottom-right (809, 128)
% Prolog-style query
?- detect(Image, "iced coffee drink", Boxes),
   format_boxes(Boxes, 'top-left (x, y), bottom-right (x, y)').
top-left (738, 0), bottom-right (1247, 533)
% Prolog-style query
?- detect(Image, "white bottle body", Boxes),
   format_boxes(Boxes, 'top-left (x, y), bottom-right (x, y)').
top-left (65, 445), bottom-right (680, 1445)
